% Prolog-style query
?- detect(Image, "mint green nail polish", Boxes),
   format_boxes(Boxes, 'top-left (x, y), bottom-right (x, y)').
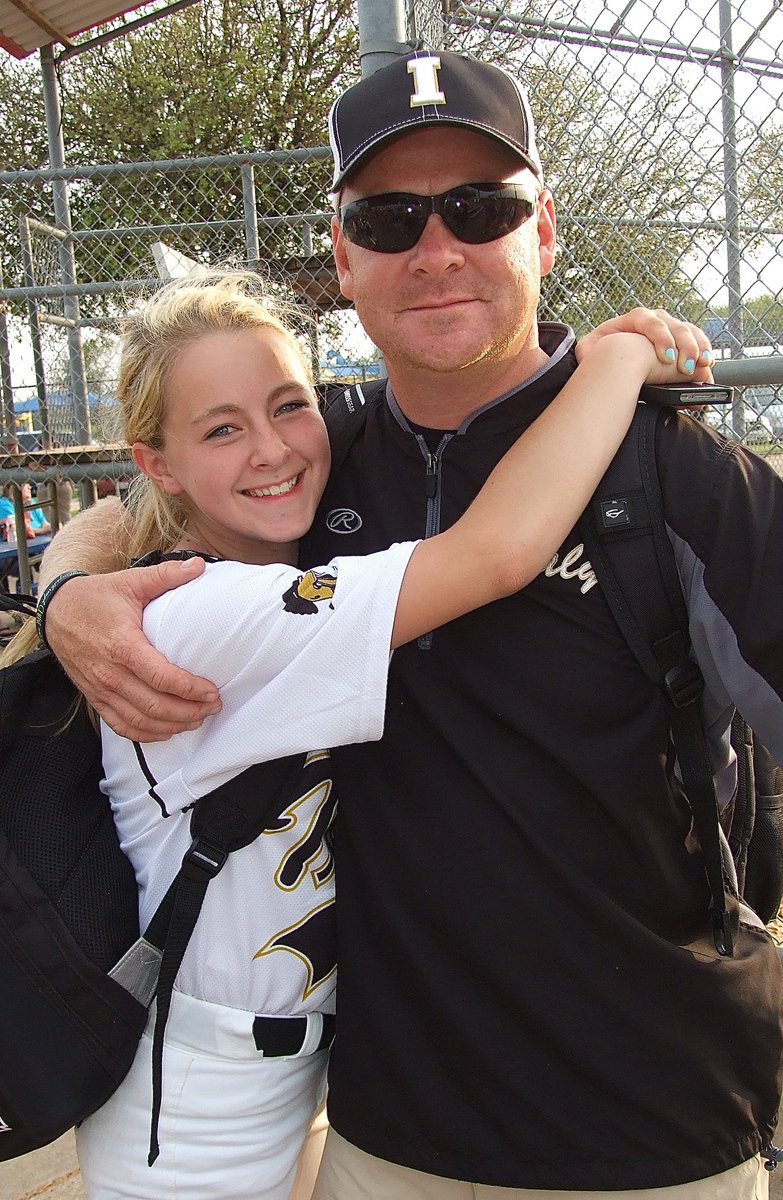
top-left (664, 347), bottom-right (676, 361)
top-left (684, 358), bottom-right (695, 374)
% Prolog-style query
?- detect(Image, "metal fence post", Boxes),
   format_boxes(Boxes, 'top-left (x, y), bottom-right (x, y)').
top-left (0, 267), bottom-right (15, 450)
top-left (18, 217), bottom-right (52, 449)
top-left (241, 163), bottom-right (260, 270)
top-left (357, 0), bottom-right (409, 76)
top-left (39, 42), bottom-right (91, 447)
top-left (718, 0), bottom-right (746, 437)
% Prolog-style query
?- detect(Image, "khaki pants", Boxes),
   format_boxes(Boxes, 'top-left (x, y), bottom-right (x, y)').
top-left (311, 1128), bottom-right (769, 1200)
top-left (290, 1108), bottom-right (329, 1200)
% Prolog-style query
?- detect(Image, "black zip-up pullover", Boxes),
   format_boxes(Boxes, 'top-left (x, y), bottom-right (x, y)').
top-left (301, 323), bottom-right (783, 1190)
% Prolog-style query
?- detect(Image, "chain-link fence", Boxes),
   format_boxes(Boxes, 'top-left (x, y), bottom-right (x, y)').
top-left (1, 0), bottom-right (782, 522)
top-left (442, 0), bottom-right (783, 459)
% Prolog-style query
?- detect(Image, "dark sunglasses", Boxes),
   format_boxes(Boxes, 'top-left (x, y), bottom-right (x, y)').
top-left (339, 182), bottom-right (540, 254)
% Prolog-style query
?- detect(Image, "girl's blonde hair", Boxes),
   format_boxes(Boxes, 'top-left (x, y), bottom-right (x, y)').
top-left (119, 270), bottom-right (313, 560)
top-left (1, 272), bottom-right (311, 671)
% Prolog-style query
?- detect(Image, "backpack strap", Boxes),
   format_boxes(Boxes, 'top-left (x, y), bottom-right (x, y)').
top-left (579, 402), bottom-right (733, 956)
top-left (117, 551), bottom-right (311, 1163)
top-left (728, 713), bottom-right (756, 897)
top-left (143, 751), bottom-right (308, 1165)
top-left (0, 589), bottom-right (36, 621)
top-left (2, 554), bottom-right (314, 1160)
top-left (322, 378), bottom-right (386, 475)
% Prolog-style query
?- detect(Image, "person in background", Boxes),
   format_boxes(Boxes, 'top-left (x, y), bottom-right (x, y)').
top-left (0, 481), bottom-right (50, 537)
top-left (30, 456), bottom-right (75, 528)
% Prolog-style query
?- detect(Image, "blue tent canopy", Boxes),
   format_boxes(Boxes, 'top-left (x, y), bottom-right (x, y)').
top-left (13, 392), bottom-right (117, 412)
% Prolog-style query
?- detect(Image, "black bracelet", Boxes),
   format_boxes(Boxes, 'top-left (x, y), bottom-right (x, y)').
top-left (36, 571), bottom-right (89, 651)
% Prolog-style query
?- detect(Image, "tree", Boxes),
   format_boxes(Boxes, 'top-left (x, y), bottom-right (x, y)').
top-left (702, 294), bottom-right (783, 348)
top-left (739, 117), bottom-right (783, 232)
top-left (538, 71), bottom-right (707, 331)
top-left (3, 2), bottom-right (777, 340)
top-left (60, 0), bottom-right (357, 160)
top-left (0, 57), bottom-right (51, 283)
top-left (64, 0), bottom-right (358, 294)
top-left (0, 56), bottom-right (46, 170)
top-left (1, 0), bottom-right (358, 301)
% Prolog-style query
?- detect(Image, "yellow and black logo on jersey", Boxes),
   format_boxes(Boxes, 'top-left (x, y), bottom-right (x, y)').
top-left (282, 568), bottom-right (337, 614)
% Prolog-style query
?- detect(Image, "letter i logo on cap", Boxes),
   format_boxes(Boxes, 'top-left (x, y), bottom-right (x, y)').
top-left (408, 56), bottom-right (445, 107)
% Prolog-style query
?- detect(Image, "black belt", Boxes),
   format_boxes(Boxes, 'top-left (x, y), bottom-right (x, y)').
top-left (252, 1012), bottom-right (335, 1057)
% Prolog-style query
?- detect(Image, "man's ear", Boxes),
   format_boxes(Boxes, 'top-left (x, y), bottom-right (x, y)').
top-left (537, 190), bottom-right (557, 278)
top-left (131, 442), bottom-right (184, 495)
top-left (331, 214), bottom-right (355, 302)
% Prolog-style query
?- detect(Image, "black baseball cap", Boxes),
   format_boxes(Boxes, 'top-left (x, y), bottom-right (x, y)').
top-left (328, 49), bottom-right (543, 191)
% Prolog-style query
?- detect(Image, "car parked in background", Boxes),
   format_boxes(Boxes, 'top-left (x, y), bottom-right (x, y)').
top-left (702, 404), bottom-right (776, 445)
top-left (744, 412), bottom-right (776, 444)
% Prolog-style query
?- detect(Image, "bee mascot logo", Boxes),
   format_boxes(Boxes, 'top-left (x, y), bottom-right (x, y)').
top-left (282, 568), bottom-right (338, 614)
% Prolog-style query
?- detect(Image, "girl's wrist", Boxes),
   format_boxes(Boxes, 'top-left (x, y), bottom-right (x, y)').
top-left (587, 331), bottom-right (657, 380)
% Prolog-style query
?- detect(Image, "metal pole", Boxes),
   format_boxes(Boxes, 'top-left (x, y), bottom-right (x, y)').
top-left (718, 0), bottom-right (745, 435)
top-left (713, 357), bottom-right (783, 386)
top-left (0, 268), bottom-right (16, 450)
top-left (241, 164), bottom-right (260, 270)
top-left (357, 0), bottom-right (409, 76)
top-left (39, 42), bottom-right (91, 447)
top-left (10, 484), bottom-right (34, 594)
top-left (18, 216), bottom-right (52, 449)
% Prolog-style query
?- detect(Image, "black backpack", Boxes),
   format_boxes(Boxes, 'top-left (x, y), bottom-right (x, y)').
top-left (323, 379), bottom-right (783, 945)
top-left (728, 712), bottom-right (783, 924)
top-left (0, 596), bottom-right (307, 1163)
top-left (576, 395), bottom-right (783, 943)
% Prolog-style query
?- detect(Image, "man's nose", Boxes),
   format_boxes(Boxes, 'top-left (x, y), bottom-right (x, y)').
top-left (407, 213), bottom-right (466, 274)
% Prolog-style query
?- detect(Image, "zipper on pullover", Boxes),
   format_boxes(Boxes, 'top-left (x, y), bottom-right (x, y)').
top-left (425, 453), bottom-right (438, 499)
top-left (415, 433), bottom-right (453, 649)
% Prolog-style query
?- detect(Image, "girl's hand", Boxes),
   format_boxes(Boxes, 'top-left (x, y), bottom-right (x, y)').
top-left (576, 307), bottom-right (714, 383)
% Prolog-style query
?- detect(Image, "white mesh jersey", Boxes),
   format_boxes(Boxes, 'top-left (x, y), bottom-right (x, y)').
top-left (100, 543), bottom-right (417, 1016)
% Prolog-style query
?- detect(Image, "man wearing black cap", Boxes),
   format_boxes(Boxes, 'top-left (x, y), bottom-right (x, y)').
top-left (38, 48), bottom-right (783, 1200)
top-left (302, 50), bottom-right (783, 1200)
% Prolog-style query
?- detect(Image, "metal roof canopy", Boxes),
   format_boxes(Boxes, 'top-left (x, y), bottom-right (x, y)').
top-left (0, 0), bottom-right (198, 59)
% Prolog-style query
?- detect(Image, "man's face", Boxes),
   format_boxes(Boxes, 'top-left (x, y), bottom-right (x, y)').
top-left (332, 126), bottom-right (556, 383)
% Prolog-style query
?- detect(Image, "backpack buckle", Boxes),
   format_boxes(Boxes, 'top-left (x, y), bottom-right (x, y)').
top-left (710, 907), bottom-right (734, 957)
top-left (662, 661), bottom-right (704, 708)
top-left (183, 838), bottom-right (228, 881)
top-left (762, 1142), bottom-right (783, 1171)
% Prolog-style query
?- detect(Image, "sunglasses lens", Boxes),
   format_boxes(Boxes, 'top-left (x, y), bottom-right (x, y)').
top-left (341, 197), bottom-right (427, 253)
top-left (340, 185), bottom-right (538, 253)
top-left (444, 187), bottom-right (536, 244)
